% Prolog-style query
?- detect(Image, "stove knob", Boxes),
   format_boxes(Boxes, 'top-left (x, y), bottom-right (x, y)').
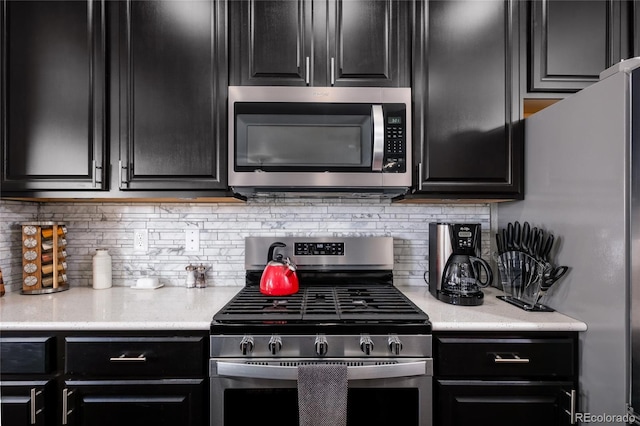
top-left (268, 335), bottom-right (282, 355)
top-left (388, 335), bottom-right (403, 356)
top-left (314, 335), bottom-right (329, 356)
top-left (359, 335), bottom-right (374, 356)
top-left (240, 336), bottom-right (254, 355)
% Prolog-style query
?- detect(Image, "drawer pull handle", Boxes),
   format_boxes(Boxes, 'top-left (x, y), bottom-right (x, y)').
top-left (493, 354), bottom-right (530, 364)
top-left (109, 354), bottom-right (147, 362)
top-left (62, 389), bottom-right (74, 425)
top-left (30, 388), bottom-right (43, 425)
top-left (563, 389), bottom-right (576, 424)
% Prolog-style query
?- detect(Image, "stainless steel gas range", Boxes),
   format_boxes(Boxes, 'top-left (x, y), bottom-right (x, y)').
top-left (209, 236), bottom-right (433, 426)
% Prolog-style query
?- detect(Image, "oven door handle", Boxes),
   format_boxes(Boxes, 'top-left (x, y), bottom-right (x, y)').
top-left (215, 361), bottom-right (428, 381)
top-left (371, 104), bottom-right (384, 172)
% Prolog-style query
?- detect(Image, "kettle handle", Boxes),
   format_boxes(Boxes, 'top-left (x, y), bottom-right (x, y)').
top-left (470, 256), bottom-right (493, 288)
top-left (267, 242), bottom-right (287, 264)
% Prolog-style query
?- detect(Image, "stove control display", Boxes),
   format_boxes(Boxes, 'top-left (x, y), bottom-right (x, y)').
top-left (295, 242), bottom-right (345, 256)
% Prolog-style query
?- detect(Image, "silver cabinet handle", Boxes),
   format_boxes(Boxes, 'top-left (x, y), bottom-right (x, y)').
top-left (305, 56), bottom-right (310, 85)
top-left (92, 160), bottom-right (103, 187)
top-left (418, 162), bottom-right (423, 190)
top-left (109, 354), bottom-right (147, 362)
top-left (564, 389), bottom-right (576, 424)
top-left (331, 57), bottom-right (335, 86)
top-left (493, 354), bottom-right (530, 364)
top-left (62, 389), bottom-right (74, 425)
top-left (371, 105), bottom-right (384, 171)
top-left (119, 160), bottom-right (128, 188)
top-left (215, 360), bottom-right (427, 381)
top-left (30, 388), bottom-right (43, 425)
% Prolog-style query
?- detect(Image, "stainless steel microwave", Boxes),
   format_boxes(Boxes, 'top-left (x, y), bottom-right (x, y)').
top-left (228, 86), bottom-right (411, 197)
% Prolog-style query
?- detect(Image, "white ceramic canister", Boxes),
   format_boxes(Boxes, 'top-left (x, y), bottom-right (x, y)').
top-left (93, 249), bottom-right (112, 289)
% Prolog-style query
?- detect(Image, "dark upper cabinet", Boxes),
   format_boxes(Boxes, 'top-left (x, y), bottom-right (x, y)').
top-left (117, 0), bottom-right (227, 191)
top-left (411, 0), bottom-right (523, 199)
top-left (1, 0), bottom-right (106, 191)
top-left (1, 0), bottom-right (229, 198)
top-left (525, 0), bottom-right (632, 94)
top-left (229, 0), bottom-right (410, 87)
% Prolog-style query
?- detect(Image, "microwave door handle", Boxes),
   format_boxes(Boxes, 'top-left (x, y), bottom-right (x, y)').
top-left (215, 361), bottom-right (428, 381)
top-left (371, 105), bottom-right (384, 171)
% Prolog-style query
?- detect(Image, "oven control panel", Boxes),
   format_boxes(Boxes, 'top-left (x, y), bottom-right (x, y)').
top-left (211, 334), bottom-right (433, 358)
top-left (295, 242), bottom-right (344, 256)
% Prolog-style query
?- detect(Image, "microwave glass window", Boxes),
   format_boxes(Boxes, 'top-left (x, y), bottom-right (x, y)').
top-left (246, 125), bottom-right (362, 166)
top-left (236, 113), bottom-right (372, 170)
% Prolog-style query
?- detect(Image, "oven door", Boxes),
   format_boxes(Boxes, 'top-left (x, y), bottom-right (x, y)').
top-left (210, 358), bottom-right (432, 426)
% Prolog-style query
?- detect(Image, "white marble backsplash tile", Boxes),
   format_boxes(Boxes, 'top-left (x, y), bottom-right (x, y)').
top-left (0, 199), bottom-right (491, 291)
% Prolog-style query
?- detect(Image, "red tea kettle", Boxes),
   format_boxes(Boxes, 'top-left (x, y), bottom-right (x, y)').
top-left (260, 242), bottom-right (299, 296)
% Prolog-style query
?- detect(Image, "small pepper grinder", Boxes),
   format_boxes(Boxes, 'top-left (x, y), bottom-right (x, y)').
top-left (185, 264), bottom-right (196, 288)
top-left (195, 264), bottom-right (207, 288)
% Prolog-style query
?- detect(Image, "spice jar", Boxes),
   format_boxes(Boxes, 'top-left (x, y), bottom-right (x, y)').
top-left (42, 262), bottom-right (67, 275)
top-left (92, 249), bottom-right (112, 289)
top-left (41, 226), bottom-right (67, 239)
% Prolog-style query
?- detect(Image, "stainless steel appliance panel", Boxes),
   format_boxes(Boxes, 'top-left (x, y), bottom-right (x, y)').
top-left (228, 86), bottom-right (411, 193)
top-left (244, 236), bottom-right (394, 270)
top-left (210, 358), bottom-right (432, 426)
top-left (499, 64), bottom-right (631, 418)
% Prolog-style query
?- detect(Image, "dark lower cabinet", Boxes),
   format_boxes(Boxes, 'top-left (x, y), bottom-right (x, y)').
top-left (437, 381), bottom-right (575, 426)
top-left (0, 380), bottom-right (56, 426)
top-left (434, 333), bottom-right (579, 426)
top-left (62, 380), bottom-right (204, 426)
top-left (0, 331), bottom-right (208, 426)
top-left (0, 335), bottom-right (57, 426)
top-left (411, 0), bottom-right (523, 200)
top-left (63, 334), bottom-right (208, 426)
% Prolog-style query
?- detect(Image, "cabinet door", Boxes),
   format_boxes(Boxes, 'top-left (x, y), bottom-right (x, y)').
top-left (326, 0), bottom-right (410, 87)
top-left (1, 0), bottom-right (106, 191)
top-left (528, 0), bottom-right (629, 93)
top-left (229, 0), bottom-right (312, 86)
top-left (0, 380), bottom-right (55, 426)
top-left (437, 380), bottom-right (575, 426)
top-left (63, 380), bottom-right (204, 426)
top-left (413, 0), bottom-right (523, 198)
top-left (118, 0), bottom-right (227, 190)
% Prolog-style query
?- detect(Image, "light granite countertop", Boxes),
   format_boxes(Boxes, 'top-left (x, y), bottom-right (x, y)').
top-left (0, 285), bottom-right (586, 332)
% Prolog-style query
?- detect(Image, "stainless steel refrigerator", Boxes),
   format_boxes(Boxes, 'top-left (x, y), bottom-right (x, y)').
top-left (499, 58), bottom-right (640, 422)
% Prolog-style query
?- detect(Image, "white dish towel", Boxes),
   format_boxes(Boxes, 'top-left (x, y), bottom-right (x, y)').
top-left (297, 363), bottom-right (348, 426)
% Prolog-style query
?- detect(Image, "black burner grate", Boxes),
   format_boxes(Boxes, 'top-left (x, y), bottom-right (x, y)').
top-left (213, 284), bottom-right (428, 324)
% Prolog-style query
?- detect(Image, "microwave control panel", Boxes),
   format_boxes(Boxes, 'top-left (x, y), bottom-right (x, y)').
top-left (384, 114), bottom-right (406, 173)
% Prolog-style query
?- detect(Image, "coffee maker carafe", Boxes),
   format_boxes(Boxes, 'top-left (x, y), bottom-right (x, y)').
top-left (429, 223), bottom-right (493, 306)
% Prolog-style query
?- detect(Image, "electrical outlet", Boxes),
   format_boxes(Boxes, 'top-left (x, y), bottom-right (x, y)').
top-left (134, 230), bottom-right (148, 253)
top-left (185, 229), bottom-right (200, 252)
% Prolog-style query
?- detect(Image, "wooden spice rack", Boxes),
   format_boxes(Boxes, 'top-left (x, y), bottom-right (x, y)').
top-left (21, 222), bottom-right (69, 295)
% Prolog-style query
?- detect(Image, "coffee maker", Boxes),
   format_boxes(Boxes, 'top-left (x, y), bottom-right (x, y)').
top-left (428, 223), bottom-right (493, 306)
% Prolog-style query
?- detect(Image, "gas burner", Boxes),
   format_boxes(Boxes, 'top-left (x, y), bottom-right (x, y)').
top-left (212, 237), bottom-right (431, 334)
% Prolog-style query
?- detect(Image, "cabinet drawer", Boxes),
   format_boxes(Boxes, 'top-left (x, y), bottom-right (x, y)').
top-left (0, 337), bottom-right (55, 374)
top-left (65, 336), bottom-right (205, 377)
top-left (436, 336), bottom-right (575, 378)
